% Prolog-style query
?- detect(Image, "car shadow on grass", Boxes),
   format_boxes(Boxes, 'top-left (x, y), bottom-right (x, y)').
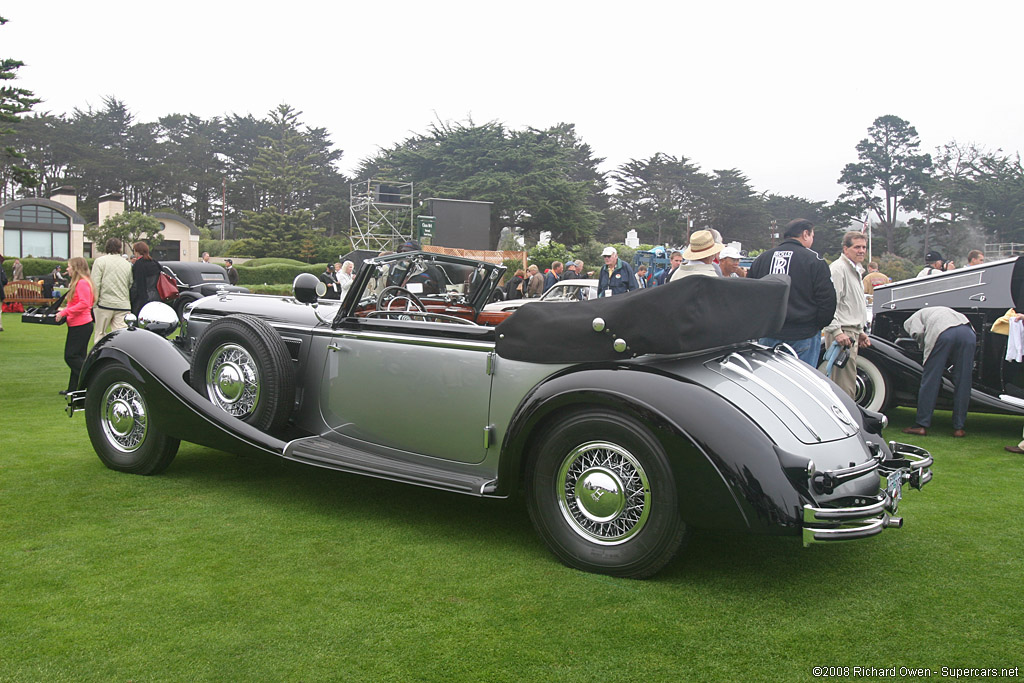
top-left (153, 443), bottom-right (887, 581)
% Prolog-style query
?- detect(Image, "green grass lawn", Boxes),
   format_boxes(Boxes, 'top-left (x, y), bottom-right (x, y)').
top-left (2, 312), bottom-right (1022, 682)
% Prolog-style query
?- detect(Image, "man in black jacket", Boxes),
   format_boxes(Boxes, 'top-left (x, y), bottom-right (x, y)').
top-left (747, 219), bottom-right (837, 366)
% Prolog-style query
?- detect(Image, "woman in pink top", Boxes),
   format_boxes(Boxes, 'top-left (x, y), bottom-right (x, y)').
top-left (55, 257), bottom-right (94, 394)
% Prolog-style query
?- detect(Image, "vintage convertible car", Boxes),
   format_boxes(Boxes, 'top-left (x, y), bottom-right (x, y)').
top-left (66, 251), bottom-right (932, 578)
top-left (160, 261), bottom-right (250, 318)
top-left (855, 255), bottom-right (1024, 416)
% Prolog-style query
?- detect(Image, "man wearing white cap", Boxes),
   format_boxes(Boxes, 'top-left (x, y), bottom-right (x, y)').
top-left (719, 246), bottom-right (746, 278)
top-left (671, 230), bottom-right (723, 281)
top-left (597, 246), bottom-right (638, 297)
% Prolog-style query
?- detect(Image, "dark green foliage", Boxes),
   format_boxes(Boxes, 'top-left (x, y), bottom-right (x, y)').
top-left (0, 16), bottom-right (41, 193)
top-left (526, 241), bottom-right (575, 270)
top-left (310, 235), bottom-right (353, 264)
top-left (197, 239), bottom-right (231, 257)
top-left (242, 257), bottom-right (310, 267)
top-left (610, 153), bottom-right (709, 246)
top-left (873, 253), bottom-right (918, 283)
top-left (838, 115), bottom-right (932, 253)
top-left (2, 256), bottom-right (68, 279)
top-left (501, 258), bottom-right (526, 283)
top-left (358, 120), bottom-right (603, 249)
top-left (236, 207), bottom-right (312, 258)
top-left (85, 210), bottom-right (163, 250)
top-left (233, 262), bottom-right (323, 285)
top-left (223, 238), bottom-right (258, 258)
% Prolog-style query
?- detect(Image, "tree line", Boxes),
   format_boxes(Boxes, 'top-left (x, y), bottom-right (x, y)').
top-left (2, 25), bottom-right (1022, 264)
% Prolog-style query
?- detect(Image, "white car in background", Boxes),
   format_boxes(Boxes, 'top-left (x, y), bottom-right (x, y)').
top-left (484, 278), bottom-right (599, 313)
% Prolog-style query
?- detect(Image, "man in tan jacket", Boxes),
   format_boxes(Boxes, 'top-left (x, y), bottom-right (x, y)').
top-left (92, 238), bottom-right (134, 342)
top-left (823, 232), bottom-right (871, 399)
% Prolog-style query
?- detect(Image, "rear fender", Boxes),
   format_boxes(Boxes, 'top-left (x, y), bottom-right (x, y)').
top-left (80, 329), bottom-right (287, 457)
top-left (499, 366), bottom-right (805, 533)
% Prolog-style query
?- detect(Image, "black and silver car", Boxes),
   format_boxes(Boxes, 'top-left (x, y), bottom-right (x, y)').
top-left (66, 251), bottom-right (931, 578)
top-left (160, 261), bottom-right (250, 318)
top-left (855, 256), bottom-right (1024, 416)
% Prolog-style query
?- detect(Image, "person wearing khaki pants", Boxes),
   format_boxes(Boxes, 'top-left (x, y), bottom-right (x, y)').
top-left (91, 237), bottom-right (133, 343)
top-left (823, 232), bottom-right (871, 400)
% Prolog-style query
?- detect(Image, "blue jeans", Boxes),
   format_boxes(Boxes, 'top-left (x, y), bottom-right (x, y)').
top-left (759, 335), bottom-right (821, 367)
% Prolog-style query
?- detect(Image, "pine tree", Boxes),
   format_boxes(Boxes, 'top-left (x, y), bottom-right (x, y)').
top-left (0, 16), bottom-right (41, 196)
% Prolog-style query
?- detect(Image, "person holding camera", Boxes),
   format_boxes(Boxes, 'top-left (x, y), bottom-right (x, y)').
top-left (917, 251), bottom-right (946, 278)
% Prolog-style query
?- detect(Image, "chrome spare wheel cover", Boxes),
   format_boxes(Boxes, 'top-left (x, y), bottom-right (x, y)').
top-left (557, 441), bottom-right (651, 545)
top-left (855, 368), bottom-right (873, 406)
top-left (206, 343), bottom-right (260, 417)
top-left (101, 381), bottom-right (148, 453)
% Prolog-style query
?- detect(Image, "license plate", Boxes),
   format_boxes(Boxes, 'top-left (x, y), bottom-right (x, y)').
top-left (886, 470), bottom-right (904, 505)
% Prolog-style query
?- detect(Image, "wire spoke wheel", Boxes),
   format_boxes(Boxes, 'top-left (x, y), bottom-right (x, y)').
top-left (526, 409), bottom-right (687, 578)
top-left (557, 441), bottom-right (651, 544)
top-left (205, 343), bottom-right (260, 418)
top-left (85, 363), bottom-right (179, 475)
top-left (100, 381), bottom-right (148, 453)
top-left (189, 314), bottom-right (295, 433)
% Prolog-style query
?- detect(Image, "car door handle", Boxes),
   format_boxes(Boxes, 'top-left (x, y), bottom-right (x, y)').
top-left (328, 343), bottom-right (350, 352)
top-left (969, 293), bottom-right (986, 302)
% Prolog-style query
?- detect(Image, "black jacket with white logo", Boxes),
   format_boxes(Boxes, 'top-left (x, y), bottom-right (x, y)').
top-left (748, 238), bottom-right (837, 340)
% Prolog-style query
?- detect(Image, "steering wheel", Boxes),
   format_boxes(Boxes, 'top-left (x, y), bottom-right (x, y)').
top-left (377, 286), bottom-right (426, 314)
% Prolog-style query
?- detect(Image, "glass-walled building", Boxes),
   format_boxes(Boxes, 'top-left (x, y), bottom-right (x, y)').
top-left (1, 187), bottom-right (199, 262)
top-left (1, 196), bottom-right (85, 259)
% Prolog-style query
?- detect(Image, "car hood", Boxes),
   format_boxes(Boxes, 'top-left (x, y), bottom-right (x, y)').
top-left (185, 292), bottom-right (336, 328)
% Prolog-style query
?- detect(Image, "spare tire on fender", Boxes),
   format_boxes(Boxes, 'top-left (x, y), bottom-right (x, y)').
top-left (190, 314), bottom-right (295, 433)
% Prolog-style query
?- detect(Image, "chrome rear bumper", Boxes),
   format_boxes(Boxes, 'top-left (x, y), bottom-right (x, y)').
top-left (802, 441), bottom-right (932, 546)
top-left (65, 390), bottom-right (86, 417)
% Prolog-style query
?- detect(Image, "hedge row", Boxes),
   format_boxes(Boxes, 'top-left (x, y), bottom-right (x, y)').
top-left (2, 257), bottom-right (70, 280)
top-left (234, 263), bottom-right (326, 286)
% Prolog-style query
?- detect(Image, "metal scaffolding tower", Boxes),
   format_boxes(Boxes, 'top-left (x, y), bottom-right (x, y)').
top-left (349, 180), bottom-right (414, 251)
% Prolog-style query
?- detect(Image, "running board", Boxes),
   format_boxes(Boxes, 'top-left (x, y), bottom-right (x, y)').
top-left (283, 436), bottom-right (498, 496)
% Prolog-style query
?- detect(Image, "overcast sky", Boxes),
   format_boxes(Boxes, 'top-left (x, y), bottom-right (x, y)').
top-left (4, 1), bottom-right (1022, 203)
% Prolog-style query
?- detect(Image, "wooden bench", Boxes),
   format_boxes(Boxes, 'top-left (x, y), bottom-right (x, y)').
top-left (3, 280), bottom-right (59, 307)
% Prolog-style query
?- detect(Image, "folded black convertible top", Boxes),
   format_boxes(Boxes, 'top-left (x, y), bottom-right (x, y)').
top-left (494, 274), bottom-right (790, 363)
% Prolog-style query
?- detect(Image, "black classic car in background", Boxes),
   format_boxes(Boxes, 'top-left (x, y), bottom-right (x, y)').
top-left (855, 256), bottom-right (1024, 416)
top-left (160, 261), bottom-right (250, 318)
top-left (66, 251), bottom-right (932, 578)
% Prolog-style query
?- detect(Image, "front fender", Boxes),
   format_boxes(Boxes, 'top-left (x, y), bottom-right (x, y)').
top-left (79, 328), bottom-right (287, 457)
top-left (499, 366), bottom-right (806, 534)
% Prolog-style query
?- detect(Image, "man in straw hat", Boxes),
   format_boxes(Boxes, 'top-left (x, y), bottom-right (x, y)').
top-left (670, 230), bottom-right (723, 281)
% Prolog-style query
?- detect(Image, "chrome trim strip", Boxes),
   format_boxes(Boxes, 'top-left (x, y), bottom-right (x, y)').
top-left (751, 355), bottom-right (857, 436)
top-left (720, 355), bottom-right (821, 441)
top-left (878, 276), bottom-right (986, 307)
top-left (771, 348), bottom-right (856, 423)
top-left (332, 329), bottom-right (495, 352)
top-left (724, 352), bottom-right (753, 372)
top-left (803, 497), bottom-right (887, 522)
top-left (802, 517), bottom-right (887, 545)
